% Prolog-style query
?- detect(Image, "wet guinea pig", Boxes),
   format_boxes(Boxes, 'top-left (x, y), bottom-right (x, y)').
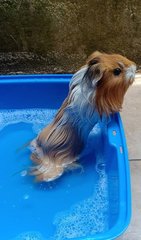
top-left (29, 51), bottom-right (136, 182)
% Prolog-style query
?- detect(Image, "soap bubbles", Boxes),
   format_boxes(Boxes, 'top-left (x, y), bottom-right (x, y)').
top-left (11, 231), bottom-right (46, 240)
top-left (50, 159), bottom-right (109, 240)
top-left (0, 109), bottom-right (57, 134)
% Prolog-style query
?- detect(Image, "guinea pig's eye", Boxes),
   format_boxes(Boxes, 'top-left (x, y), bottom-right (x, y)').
top-left (89, 59), bottom-right (98, 65)
top-left (113, 68), bottom-right (121, 76)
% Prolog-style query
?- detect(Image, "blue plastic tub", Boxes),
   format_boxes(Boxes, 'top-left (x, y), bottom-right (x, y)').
top-left (0, 74), bottom-right (131, 240)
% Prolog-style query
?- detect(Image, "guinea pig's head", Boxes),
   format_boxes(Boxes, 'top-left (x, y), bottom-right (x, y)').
top-left (85, 51), bottom-right (136, 115)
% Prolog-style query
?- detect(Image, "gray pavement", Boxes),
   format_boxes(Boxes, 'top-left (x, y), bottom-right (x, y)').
top-left (117, 74), bottom-right (141, 239)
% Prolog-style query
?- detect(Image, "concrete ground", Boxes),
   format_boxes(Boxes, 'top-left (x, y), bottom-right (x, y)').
top-left (117, 74), bottom-right (141, 239)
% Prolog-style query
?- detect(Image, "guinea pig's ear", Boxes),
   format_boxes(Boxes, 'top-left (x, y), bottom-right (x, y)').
top-left (86, 63), bottom-right (104, 85)
top-left (86, 51), bottom-right (102, 64)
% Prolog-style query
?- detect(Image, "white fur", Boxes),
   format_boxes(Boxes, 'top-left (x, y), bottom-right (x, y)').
top-left (69, 66), bottom-right (95, 113)
top-left (63, 66), bottom-right (100, 139)
top-left (126, 65), bottom-right (136, 81)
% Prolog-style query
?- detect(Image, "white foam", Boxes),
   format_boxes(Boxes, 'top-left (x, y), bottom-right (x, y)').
top-left (0, 109), bottom-right (57, 134)
top-left (11, 231), bottom-right (46, 240)
top-left (50, 159), bottom-right (109, 240)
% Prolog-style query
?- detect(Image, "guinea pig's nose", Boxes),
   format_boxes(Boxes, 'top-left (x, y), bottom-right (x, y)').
top-left (126, 65), bottom-right (136, 81)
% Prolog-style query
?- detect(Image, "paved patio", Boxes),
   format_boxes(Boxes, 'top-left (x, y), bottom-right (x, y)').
top-left (117, 74), bottom-right (141, 239)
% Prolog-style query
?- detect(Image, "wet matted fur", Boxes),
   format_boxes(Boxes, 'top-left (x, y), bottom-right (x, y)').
top-left (30, 51), bottom-right (136, 182)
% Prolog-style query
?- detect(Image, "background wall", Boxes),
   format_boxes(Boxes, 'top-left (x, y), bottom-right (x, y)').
top-left (0, 0), bottom-right (141, 73)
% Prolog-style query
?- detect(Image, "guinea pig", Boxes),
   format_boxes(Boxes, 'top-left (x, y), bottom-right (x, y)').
top-left (29, 51), bottom-right (136, 182)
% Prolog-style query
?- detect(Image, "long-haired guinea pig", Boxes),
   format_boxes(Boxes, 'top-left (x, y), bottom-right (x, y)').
top-left (29, 51), bottom-right (136, 182)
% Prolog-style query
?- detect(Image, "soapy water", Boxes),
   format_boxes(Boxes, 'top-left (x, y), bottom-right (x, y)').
top-left (10, 167), bottom-right (108, 240)
top-left (0, 108), bottom-right (109, 240)
top-left (0, 108), bottom-right (57, 134)
top-left (50, 172), bottom-right (108, 240)
top-left (10, 168), bottom-right (108, 240)
top-left (11, 232), bottom-right (46, 240)
top-left (51, 151), bottom-right (108, 240)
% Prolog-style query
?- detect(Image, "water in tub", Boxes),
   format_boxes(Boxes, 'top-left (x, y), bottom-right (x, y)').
top-left (0, 108), bottom-right (109, 240)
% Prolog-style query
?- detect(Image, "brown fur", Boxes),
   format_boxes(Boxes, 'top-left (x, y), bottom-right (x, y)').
top-left (86, 51), bottom-right (135, 115)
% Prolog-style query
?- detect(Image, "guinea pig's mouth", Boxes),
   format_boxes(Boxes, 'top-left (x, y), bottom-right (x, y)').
top-left (126, 65), bottom-right (136, 83)
top-left (129, 77), bottom-right (135, 84)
